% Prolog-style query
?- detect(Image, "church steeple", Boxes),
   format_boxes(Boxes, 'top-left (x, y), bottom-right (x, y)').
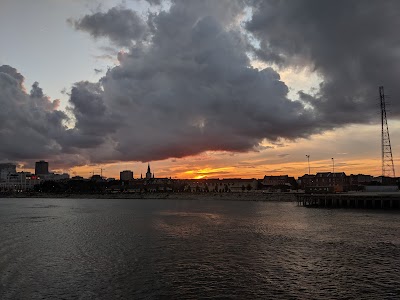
top-left (146, 163), bottom-right (152, 179)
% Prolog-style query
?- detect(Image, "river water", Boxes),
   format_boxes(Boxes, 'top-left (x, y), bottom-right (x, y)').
top-left (0, 198), bottom-right (399, 299)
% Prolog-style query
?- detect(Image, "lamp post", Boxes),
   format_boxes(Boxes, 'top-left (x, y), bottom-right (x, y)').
top-left (306, 155), bottom-right (310, 174)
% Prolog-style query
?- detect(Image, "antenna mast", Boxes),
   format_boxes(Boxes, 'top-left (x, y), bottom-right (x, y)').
top-left (379, 86), bottom-right (395, 177)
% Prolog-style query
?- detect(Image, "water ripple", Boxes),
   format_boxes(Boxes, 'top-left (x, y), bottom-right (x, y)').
top-left (0, 198), bottom-right (399, 299)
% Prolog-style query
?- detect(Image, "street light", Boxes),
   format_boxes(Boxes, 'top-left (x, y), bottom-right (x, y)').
top-left (306, 155), bottom-right (310, 174)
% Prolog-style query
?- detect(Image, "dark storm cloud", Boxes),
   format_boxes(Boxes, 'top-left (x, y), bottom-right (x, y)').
top-left (144, 0), bottom-right (162, 5)
top-left (69, 6), bottom-right (149, 47)
top-left (246, 0), bottom-right (400, 125)
top-left (0, 65), bottom-right (68, 161)
top-left (9, 0), bottom-right (395, 166)
top-left (61, 81), bottom-right (119, 150)
top-left (68, 0), bottom-right (322, 163)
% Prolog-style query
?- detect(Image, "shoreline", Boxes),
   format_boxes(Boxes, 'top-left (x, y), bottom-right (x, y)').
top-left (0, 192), bottom-right (297, 202)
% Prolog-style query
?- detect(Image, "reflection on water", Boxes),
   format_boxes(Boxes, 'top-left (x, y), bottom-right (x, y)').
top-left (155, 211), bottom-right (223, 238)
top-left (0, 198), bottom-right (399, 299)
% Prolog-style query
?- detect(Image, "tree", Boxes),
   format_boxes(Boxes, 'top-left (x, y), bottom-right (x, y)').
top-left (224, 184), bottom-right (229, 192)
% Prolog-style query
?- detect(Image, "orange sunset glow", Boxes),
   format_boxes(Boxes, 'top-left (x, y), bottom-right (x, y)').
top-left (47, 122), bottom-right (398, 180)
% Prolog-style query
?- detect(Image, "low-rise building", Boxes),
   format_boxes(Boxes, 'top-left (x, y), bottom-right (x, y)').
top-left (349, 174), bottom-right (374, 186)
top-left (298, 174), bottom-right (316, 189)
top-left (374, 176), bottom-right (398, 186)
top-left (299, 172), bottom-right (349, 192)
top-left (41, 173), bottom-right (70, 181)
top-left (262, 175), bottom-right (297, 190)
top-left (0, 172), bottom-right (41, 191)
top-left (221, 179), bottom-right (258, 192)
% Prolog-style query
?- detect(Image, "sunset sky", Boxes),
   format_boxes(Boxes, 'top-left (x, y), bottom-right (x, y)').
top-left (1, 0), bottom-right (400, 179)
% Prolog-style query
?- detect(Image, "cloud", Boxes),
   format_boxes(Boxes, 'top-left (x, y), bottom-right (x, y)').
top-left (69, 6), bottom-right (149, 47)
top-left (0, 65), bottom-right (68, 161)
top-left (7, 0), bottom-right (398, 169)
top-left (65, 0), bottom-right (323, 163)
top-left (144, 0), bottom-right (162, 5)
top-left (246, 0), bottom-right (400, 126)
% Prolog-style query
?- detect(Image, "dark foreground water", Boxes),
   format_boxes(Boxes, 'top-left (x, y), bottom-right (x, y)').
top-left (0, 198), bottom-right (399, 299)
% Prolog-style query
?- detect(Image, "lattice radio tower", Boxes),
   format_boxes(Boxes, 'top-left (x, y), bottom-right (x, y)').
top-left (379, 86), bottom-right (395, 177)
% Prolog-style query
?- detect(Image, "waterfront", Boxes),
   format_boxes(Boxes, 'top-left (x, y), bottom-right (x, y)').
top-left (0, 198), bottom-right (399, 299)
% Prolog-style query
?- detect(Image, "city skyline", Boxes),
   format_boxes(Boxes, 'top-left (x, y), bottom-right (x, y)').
top-left (1, 1), bottom-right (400, 179)
top-left (3, 153), bottom-right (392, 180)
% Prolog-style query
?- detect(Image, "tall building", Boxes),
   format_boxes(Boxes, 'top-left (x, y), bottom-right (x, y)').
top-left (120, 170), bottom-right (133, 181)
top-left (0, 163), bottom-right (16, 180)
top-left (146, 163), bottom-right (153, 179)
top-left (35, 160), bottom-right (49, 175)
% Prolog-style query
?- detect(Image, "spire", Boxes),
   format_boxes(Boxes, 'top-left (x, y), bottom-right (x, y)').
top-left (140, 173), bottom-right (143, 179)
top-left (146, 163), bottom-right (152, 179)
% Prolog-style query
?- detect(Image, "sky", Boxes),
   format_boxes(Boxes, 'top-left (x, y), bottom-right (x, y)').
top-left (1, 0), bottom-right (400, 179)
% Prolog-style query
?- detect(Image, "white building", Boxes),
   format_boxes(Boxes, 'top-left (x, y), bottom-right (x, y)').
top-left (0, 172), bottom-right (41, 191)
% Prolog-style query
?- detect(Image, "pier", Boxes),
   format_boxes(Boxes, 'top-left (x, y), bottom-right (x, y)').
top-left (296, 193), bottom-right (400, 209)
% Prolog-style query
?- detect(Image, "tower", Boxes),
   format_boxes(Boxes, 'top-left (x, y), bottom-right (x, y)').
top-left (146, 163), bottom-right (152, 179)
top-left (35, 160), bottom-right (49, 175)
top-left (379, 86), bottom-right (395, 177)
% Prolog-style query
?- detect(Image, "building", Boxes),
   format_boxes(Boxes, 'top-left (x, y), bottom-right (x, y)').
top-left (349, 174), bottom-right (374, 186)
top-left (35, 160), bottom-right (49, 175)
top-left (41, 173), bottom-right (70, 182)
top-left (374, 176), bottom-right (398, 186)
top-left (90, 175), bottom-right (105, 182)
top-left (221, 178), bottom-right (258, 192)
top-left (262, 175), bottom-right (297, 189)
top-left (299, 172), bottom-right (349, 192)
top-left (0, 172), bottom-right (41, 191)
top-left (0, 163), bottom-right (16, 180)
top-left (183, 178), bottom-right (258, 193)
top-left (348, 174), bottom-right (374, 190)
top-left (298, 174), bottom-right (316, 188)
top-left (146, 164), bottom-right (154, 180)
top-left (120, 170), bottom-right (134, 181)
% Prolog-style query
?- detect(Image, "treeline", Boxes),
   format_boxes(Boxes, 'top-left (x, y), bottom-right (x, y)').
top-left (34, 180), bottom-right (111, 194)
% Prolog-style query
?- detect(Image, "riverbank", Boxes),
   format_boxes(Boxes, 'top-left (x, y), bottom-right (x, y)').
top-left (0, 192), bottom-right (297, 201)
